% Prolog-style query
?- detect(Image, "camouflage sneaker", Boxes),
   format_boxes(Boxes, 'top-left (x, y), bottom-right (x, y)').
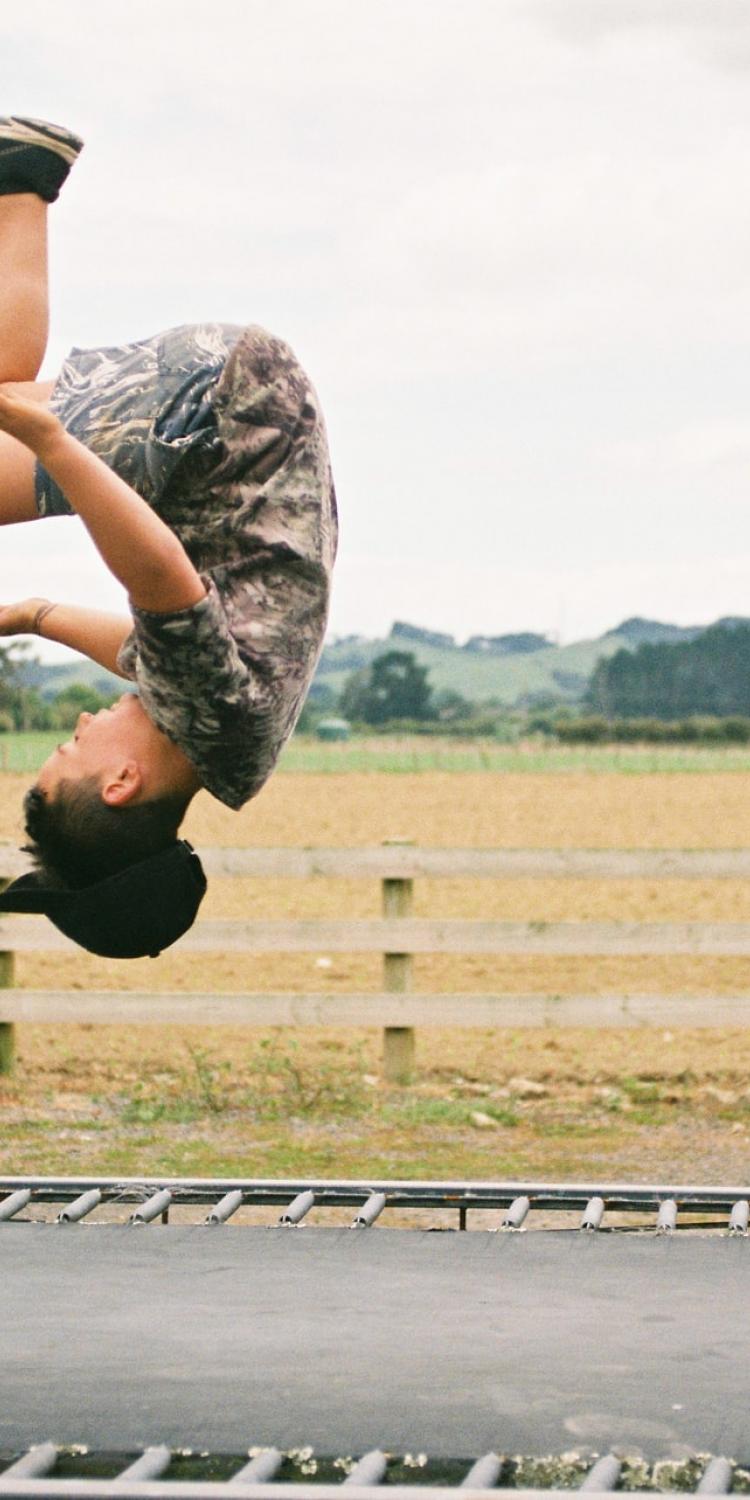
top-left (0, 116), bottom-right (84, 202)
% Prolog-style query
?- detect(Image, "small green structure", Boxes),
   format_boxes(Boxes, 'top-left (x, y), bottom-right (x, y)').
top-left (316, 717), bottom-right (351, 742)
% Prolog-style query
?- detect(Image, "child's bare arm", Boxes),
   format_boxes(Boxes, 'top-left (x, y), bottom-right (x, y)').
top-left (0, 385), bottom-right (207, 613)
top-left (0, 598), bottom-right (133, 676)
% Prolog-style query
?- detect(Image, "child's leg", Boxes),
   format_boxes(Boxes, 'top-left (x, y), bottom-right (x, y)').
top-left (0, 121), bottom-right (83, 521)
top-left (0, 194), bottom-right (49, 382)
top-left (0, 429), bottom-right (39, 523)
top-left (0, 194), bottom-right (51, 520)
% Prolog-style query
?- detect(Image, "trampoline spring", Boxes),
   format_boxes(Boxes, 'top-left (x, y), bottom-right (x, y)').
top-left (278, 1190), bottom-right (315, 1226)
top-left (729, 1200), bottom-right (749, 1235)
top-left (580, 1455), bottom-right (622, 1491)
top-left (114, 1445), bottom-right (171, 1482)
top-left (0, 1188), bottom-right (32, 1221)
top-left (656, 1199), bottom-right (678, 1233)
top-left (206, 1190), bottom-right (244, 1226)
top-left (351, 1191), bottom-right (386, 1228)
top-left (502, 1196), bottom-right (530, 1230)
top-left (57, 1189), bottom-right (102, 1224)
top-left (230, 1447), bottom-right (283, 1484)
top-left (342, 1449), bottom-right (389, 1485)
top-left (1, 1442), bottom-right (58, 1478)
top-left (129, 1188), bottom-right (172, 1225)
top-left (580, 1196), bottom-right (605, 1232)
top-left (697, 1457), bottom-right (734, 1493)
top-left (461, 1452), bottom-right (503, 1488)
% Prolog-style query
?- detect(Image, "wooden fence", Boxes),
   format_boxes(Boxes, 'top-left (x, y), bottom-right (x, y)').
top-left (1, 840), bottom-right (750, 1080)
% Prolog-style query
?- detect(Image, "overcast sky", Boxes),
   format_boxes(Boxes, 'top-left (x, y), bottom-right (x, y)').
top-left (5, 0), bottom-right (750, 659)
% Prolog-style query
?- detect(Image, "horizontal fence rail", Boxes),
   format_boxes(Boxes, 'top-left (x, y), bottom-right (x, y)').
top-left (3, 990), bottom-right (750, 1029)
top-left (4, 845), bottom-right (750, 882)
top-left (1, 843), bottom-right (749, 1079)
top-left (3, 917), bottom-right (750, 955)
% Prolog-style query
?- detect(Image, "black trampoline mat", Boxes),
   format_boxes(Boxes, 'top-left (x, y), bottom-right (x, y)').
top-left (2, 1225), bottom-right (749, 1457)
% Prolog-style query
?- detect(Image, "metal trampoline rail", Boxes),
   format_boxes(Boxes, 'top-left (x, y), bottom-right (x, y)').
top-left (0, 1460), bottom-right (741, 1499)
top-left (1, 1176), bottom-right (749, 1231)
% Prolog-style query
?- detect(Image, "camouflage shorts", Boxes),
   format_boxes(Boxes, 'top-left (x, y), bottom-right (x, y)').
top-left (37, 322), bottom-right (274, 518)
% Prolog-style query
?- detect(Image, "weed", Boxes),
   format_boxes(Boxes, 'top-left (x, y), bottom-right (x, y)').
top-left (600, 1090), bottom-right (624, 1113)
top-left (245, 1037), bottom-right (368, 1120)
top-left (620, 1076), bottom-right (663, 1103)
top-left (118, 1085), bottom-right (201, 1127)
top-left (116, 1045), bottom-right (232, 1124)
top-left (184, 1044), bottom-right (232, 1114)
top-left (628, 1107), bottom-right (665, 1127)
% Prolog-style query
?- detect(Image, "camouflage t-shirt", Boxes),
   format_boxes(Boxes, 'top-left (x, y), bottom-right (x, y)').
top-left (35, 323), bottom-right (338, 809)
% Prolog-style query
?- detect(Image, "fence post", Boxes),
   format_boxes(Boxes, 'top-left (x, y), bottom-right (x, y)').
top-left (0, 949), bottom-right (14, 1073)
top-left (382, 838), bottom-right (414, 1083)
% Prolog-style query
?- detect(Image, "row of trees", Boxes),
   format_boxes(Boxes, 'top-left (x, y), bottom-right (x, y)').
top-left (588, 623), bottom-right (750, 718)
top-left (315, 622), bottom-right (750, 737)
top-left (3, 619), bottom-right (746, 743)
top-left (0, 644), bottom-right (117, 733)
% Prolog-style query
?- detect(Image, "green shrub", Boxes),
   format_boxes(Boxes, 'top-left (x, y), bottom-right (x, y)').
top-left (555, 715), bottom-right (609, 743)
top-left (554, 714), bottom-right (750, 745)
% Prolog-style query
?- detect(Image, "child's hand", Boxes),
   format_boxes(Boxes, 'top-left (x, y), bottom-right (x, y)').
top-left (0, 385), bottom-right (64, 461)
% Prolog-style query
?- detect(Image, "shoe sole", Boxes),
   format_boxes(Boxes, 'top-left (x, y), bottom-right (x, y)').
top-left (0, 116), bottom-right (83, 165)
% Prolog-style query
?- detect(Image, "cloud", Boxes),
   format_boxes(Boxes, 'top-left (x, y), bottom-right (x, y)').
top-left (329, 545), bottom-right (750, 646)
top-left (5, 0), bottom-right (750, 647)
top-left (526, 0), bottom-right (750, 71)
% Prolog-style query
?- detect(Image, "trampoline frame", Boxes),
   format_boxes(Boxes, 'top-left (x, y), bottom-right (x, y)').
top-left (2, 1175), bottom-right (749, 1230)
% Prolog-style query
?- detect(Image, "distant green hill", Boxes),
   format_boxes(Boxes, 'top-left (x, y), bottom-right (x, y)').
top-left (314, 616), bottom-right (749, 708)
top-left (20, 614), bottom-right (750, 711)
top-left (20, 658), bottom-right (124, 699)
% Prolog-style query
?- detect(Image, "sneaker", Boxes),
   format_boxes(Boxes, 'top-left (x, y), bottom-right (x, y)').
top-left (0, 116), bottom-right (84, 202)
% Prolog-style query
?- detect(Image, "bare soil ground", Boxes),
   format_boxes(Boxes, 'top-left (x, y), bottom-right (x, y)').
top-left (2, 769), bottom-right (750, 1183)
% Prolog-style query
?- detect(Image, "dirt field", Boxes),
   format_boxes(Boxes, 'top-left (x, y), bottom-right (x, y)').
top-left (2, 769), bottom-right (750, 1184)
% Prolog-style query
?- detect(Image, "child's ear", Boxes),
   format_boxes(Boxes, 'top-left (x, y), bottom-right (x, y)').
top-left (101, 760), bottom-right (142, 807)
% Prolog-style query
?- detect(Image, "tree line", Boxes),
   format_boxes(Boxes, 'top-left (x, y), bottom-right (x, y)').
top-left (305, 622), bottom-right (750, 739)
top-left (586, 622), bottom-right (750, 718)
top-left (3, 619), bottom-right (747, 743)
top-left (0, 644), bottom-right (117, 733)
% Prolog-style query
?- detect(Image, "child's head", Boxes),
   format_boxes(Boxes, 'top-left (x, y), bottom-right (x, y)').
top-left (0, 692), bottom-right (207, 956)
top-left (33, 692), bottom-right (200, 846)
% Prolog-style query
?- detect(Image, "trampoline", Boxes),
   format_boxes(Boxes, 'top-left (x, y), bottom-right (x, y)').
top-left (1, 1177), bottom-right (749, 1498)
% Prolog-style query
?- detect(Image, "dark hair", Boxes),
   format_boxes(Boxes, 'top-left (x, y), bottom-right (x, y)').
top-left (23, 777), bottom-right (191, 890)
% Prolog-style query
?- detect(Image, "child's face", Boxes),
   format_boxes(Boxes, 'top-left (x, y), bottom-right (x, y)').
top-left (35, 693), bottom-right (146, 798)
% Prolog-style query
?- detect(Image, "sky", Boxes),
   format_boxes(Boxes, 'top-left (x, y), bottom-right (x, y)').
top-left (4, 0), bottom-right (750, 660)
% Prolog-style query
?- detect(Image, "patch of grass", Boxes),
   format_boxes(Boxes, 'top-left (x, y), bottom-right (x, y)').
top-left (8, 1014), bottom-right (750, 1181)
top-left (383, 1096), bottom-right (520, 1128)
top-left (0, 731), bottom-right (60, 773)
top-left (627, 1107), bottom-right (667, 1127)
top-left (7, 730), bottom-right (750, 777)
top-left (244, 1037), bottom-right (369, 1120)
top-left (117, 1087), bottom-right (203, 1127)
top-left (620, 1076), bottom-right (664, 1103)
top-left (110, 1038), bottom-right (371, 1134)
top-left (115, 1043), bottom-right (233, 1126)
top-left (528, 1120), bottom-right (616, 1141)
top-left (278, 738), bottom-right (750, 775)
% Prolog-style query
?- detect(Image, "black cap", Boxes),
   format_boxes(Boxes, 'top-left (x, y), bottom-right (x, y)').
top-left (0, 841), bottom-right (207, 958)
